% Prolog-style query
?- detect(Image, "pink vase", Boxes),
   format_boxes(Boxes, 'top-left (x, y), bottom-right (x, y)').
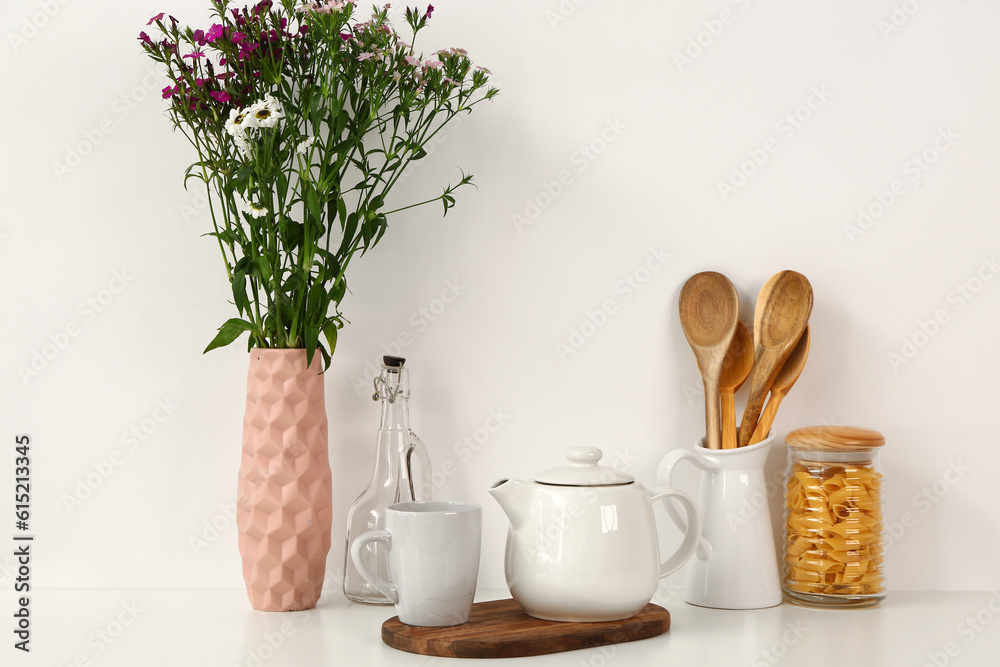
top-left (238, 349), bottom-right (332, 611)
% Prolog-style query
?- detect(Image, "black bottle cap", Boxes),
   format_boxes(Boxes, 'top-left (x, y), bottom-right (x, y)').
top-left (383, 355), bottom-right (406, 368)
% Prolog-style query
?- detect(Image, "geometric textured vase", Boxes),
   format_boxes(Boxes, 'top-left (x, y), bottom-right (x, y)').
top-left (237, 349), bottom-right (333, 611)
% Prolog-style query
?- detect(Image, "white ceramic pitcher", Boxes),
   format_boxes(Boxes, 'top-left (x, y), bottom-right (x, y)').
top-left (657, 433), bottom-right (782, 609)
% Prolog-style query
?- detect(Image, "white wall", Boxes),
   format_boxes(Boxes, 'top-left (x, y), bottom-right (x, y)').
top-left (2, 0), bottom-right (998, 594)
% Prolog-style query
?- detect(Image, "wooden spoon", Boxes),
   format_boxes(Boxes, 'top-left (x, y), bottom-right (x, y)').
top-left (679, 272), bottom-right (740, 450)
top-left (737, 271), bottom-right (813, 448)
top-left (749, 326), bottom-right (810, 445)
top-left (719, 321), bottom-right (754, 449)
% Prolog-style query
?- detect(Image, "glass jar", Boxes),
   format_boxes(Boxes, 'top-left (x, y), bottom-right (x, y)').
top-left (782, 426), bottom-right (886, 608)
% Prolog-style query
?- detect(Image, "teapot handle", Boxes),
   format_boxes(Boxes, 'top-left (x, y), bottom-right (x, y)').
top-left (649, 488), bottom-right (702, 579)
top-left (657, 449), bottom-right (718, 560)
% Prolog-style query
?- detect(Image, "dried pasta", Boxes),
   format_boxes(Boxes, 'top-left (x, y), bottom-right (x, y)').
top-left (783, 461), bottom-right (884, 597)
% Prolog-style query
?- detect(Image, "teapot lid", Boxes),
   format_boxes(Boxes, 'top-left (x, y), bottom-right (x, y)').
top-left (534, 447), bottom-right (635, 486)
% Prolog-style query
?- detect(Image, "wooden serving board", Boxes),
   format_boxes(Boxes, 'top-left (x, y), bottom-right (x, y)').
top-left (381, 598), bottom-right (670, 659)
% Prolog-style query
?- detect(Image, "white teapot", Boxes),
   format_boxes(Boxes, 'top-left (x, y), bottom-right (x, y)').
top-left (489, 447), bottom-right (702, 622)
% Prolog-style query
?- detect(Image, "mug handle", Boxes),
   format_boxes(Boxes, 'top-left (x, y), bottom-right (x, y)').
top-left (657, 449), bottom-right (719, 560)
top-left (350, 530), bottom-right (399, 604)
top-left (649, 488), bottom-right (702, 578)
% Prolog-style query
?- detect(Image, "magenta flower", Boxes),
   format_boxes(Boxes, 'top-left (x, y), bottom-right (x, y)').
top-left (425, 4), bottom-right (434, 18)
top-left (193, 29), bottom-right (207, 46)
top-left (147, 12), bottom-right (164, 25)
top-left (161, 86), bottom-right (175, 99)
top-left (206, 23), bottom-right (225, 42)
top-left (183, 51), bottom-right (205, 59)
top-left (233, 32), bottom-right (247, 44)
top-left (137, 31), bottom-right (154, 46)
top-left (210, 91), bottom-right (232, 103)
top-left (216, 71), bottom-right (235, 80)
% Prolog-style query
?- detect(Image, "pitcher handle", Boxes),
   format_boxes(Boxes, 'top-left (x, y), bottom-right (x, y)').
top-left (649, 488), bottom-right (702, 578)
top-left (657, 449), bottom-right (718, 560)
top-left (350, 530), bottom-right (399, 604)
top-left (405, 429), bottom-right (433, 500)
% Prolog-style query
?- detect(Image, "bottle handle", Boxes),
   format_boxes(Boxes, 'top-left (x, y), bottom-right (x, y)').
top-left (657, 449), bottom-right (717, 560)
top-left (350, 530), bottom-right (399, 604)
top-left (405, 430), bottom-right (433, 500)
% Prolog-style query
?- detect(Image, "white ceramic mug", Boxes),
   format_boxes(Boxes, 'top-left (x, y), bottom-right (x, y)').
top-left (350, 501), bottom-right (481, 626)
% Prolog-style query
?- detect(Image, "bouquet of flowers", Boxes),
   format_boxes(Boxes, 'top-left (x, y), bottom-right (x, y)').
top-left (139, 0), bottom-right (497, 367)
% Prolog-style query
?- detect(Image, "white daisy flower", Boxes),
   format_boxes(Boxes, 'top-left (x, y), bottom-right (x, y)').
top-left (296, 136), bottom-right (316, 154)
top-left (249, 94), bottom-right (283, 128)
top-left (226, 106), bottom-right (257, 137)
top-left (248, 203), bottom-right (268, 219)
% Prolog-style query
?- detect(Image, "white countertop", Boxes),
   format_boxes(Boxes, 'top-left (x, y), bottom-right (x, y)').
top-left (4, 588), bottom-right (998, 666)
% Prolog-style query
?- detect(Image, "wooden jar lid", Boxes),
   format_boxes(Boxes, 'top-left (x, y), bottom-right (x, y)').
top-left (785, 425), bottom-right (885, 451)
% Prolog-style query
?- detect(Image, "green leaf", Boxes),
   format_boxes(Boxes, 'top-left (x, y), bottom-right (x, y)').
top-left (339, 212), bottom-right (358, 255)
top-left (371, 213), bottom-right (388, 246)
top-left (254, 254), bottom-right (273, 284)
top-left (329, 278), bottom-right (346, 303)
top-left (183, 162), bottom-right (209, 190)
top-left (204, 318), bottom-right (255, 353)
top-left (335, 109), bottom-right (350, 138)
top-left (304, 324), bottom-right (320, 367)
top-left (306, 279), bottom-right (324, 315)
top-left (232, 269), bottom-right (248, 316)
top-left (306, 188), bottom-right (322, 223)
top-left (280, 216), bottom-right (303, 250)
top-left (337, 197), bottom-right (347, 226)
top-left (323, 321), bottom-right (339, 357)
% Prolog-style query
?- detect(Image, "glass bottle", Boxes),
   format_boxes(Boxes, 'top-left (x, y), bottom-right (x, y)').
top-left (782, 425), bottom-right (886, 608)
top-left (343, 356), bottom-right (432, 604)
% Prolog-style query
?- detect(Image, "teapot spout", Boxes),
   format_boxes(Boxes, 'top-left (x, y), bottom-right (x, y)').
top-left (489, 478), bottom-right (531, 531)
